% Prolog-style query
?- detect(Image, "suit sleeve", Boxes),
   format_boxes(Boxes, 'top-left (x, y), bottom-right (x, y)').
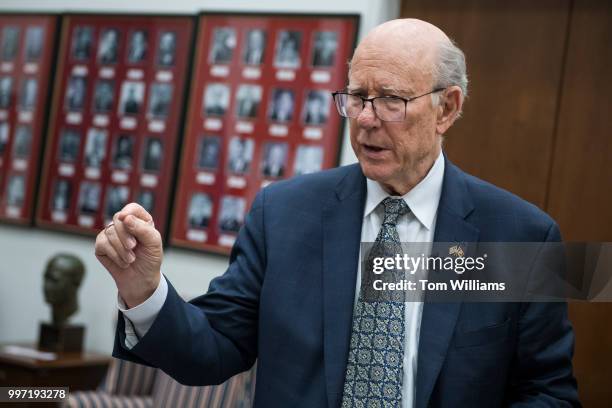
top-left (507, 222), bottom-right (581, 407)
top-left (112, 190), bottom-right (266, 386)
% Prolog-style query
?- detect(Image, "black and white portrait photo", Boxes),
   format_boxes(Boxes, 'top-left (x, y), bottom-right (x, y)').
top-left (105, 185), bottom-right (129, 218)
top-left (65, 76), bottom-right (87, 112)
top-left (242, 29), bottom-right (266, 65)
top-left (78, 182), bottom-right (101, 214)
top-left (58, 129), bottom-right (81, 162)
top-left (0, 122), bottom-right (9, 154)
top-left (147, 83), bottom-right (173, 118)
top-left (84, 128), bottom-right (108, 168)
top-left (118, 81), bottom-right (145, 115)
top-left (202, 83), bottom-right (230, 116)
top-left (142, 138), bottom-right (163, 172)
top-left (127, 30), bottom-right (148, 63)
top-left (218, 196), bottom-right (245, 233)
top-left (71, 26), bottom-right (94, 60)
top-left (261, 142), bottom-right (288, 178)
top-left (112, 134), bottom-right (134, 170)
top-left (235, 84), bottom-right (262, 119)
top-left (209, 27), bottom-right (236, 64)
top-left (274, 30), bottom-right (301, 69)
top-left (294, 145), bottom-right (323, 175)
top-left (187, 192), bottom-right (213, 229)
top-left (1, 26), bottom-right (19, 61)
top-left (227, 137), bottom-right (254, 175)
top-left (136, 190), bottom-right (154, 213)
top-left (197, 136), bottom-right (221, 170)
top-left (51, 179), bottom-right (71, 212)
top-left (13, 125), bottom-right (32, 158)
top-left (19, 78), bottom-right (38, 111)
top-left (157, 31), bottom-right (176, 66)
top-left (97, 29), bottom-right (120, 64)
top-left (24, 26), bottom-right (44, 61)
top-left (93, 79), bottom-right (114, 113)
top-left (0, 76), bottom-right (12, 109)
top-left (268, 88), bottom-right (295, 122)
top-left (311, 31), bottom-right (338, 67)
top-left (6, 174), bottom-right (25, 207)
top-left (303, 90), bottom-right (331, 125)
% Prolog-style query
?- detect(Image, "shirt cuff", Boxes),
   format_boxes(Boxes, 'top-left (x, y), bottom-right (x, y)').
top-left (118, 273), bottom-right (168, 339)
top-left (122, 315), bottom-right (139, 349)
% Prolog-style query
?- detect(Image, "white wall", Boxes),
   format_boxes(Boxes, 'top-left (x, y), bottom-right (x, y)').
top-left (0, 0), bottom-right (399, 354)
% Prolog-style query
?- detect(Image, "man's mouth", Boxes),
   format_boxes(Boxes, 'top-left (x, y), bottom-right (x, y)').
top-left (362, 143), bottom-right (386, 153)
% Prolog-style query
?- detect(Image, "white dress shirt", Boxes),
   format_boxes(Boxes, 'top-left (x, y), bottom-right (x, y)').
top-left (119, 151), bottom-right (445, 407)
top-left (358, 152), bottom-right (444, 407)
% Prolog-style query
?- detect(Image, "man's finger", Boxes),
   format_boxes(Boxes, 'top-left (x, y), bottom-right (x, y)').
top-left (113, 212), bottom-right (137, 250)
top-left (96, 252), bottom-right (124, 276)
top-left (117, 202), bottom-right (153, 224)
top-left (104, 224), bottom-right (135, 265)
top-left (96, 232), bottom-right (130, 269)
top-left (123, 214), bottom-right (161, 247)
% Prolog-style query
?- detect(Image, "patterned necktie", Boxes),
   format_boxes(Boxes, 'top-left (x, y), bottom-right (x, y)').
top-left (342, 197), bottom-right (410, 408)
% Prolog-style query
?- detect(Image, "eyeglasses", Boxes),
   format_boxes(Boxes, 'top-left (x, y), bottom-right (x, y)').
top-left (331, 88), bottom-right (445, 122)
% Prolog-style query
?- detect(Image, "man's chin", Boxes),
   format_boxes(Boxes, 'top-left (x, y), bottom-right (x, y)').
top-left (359, 162), bottom-right (393, 184)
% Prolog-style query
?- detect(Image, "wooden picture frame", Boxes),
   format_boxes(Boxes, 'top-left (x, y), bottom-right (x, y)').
top-left (36, 13), bottom-right (195, 238)
top-left (170, 12), bottom-right (359, 254)
top-left (0, 13), bottom-right (58, 225)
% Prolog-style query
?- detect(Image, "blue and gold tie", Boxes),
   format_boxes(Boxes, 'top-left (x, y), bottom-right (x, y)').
top-left (342, 197), bottom-right (410, 408)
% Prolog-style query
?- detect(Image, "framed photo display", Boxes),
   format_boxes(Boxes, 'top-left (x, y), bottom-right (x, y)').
top-left (0, 14), bottom-right (57, 224)
top-left (170, 13), bottom-right (358, 254)
top-left (36, 14), bottom-right (194, 237)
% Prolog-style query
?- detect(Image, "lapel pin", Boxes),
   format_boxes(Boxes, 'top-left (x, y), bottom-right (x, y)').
top-left (449, 244), bottom-right (465, 258)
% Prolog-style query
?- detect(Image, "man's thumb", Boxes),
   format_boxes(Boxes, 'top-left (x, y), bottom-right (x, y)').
top-left (124, 214), bottom-right (159, 246)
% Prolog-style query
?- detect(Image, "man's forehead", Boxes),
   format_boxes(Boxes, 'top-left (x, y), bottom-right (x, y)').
top-left (348, 62), bottom-right (420, 93)
top-left (349, 47), bottom-right (434, 89)
top-left (347, 79), bottom-right (414, 94)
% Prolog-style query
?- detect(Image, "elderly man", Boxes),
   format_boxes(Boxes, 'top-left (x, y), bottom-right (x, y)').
top-left (95, 19), bottom-right (579, 407)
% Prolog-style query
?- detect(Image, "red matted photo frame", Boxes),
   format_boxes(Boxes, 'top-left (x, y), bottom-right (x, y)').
top-left (0, 14), bottom-right (58, 225)
top-left (170, 13), bottom-right (359, 254)
top-left (36, 14), bottom-right (195, 238)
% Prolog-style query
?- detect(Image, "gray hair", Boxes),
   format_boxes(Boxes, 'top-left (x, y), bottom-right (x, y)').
top-left (431, 38), bottom-right (468, 110)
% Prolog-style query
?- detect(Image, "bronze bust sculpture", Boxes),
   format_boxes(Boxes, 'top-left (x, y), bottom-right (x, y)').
top-left (43, 254), bottom-right (85, 326)
top-left (39, 254), bottom-right (86, 352)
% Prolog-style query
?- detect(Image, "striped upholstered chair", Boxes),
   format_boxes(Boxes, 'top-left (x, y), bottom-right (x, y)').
top-left (64, 358), bottom-right (256, 408)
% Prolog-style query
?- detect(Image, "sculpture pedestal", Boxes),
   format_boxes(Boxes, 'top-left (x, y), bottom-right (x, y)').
top-left (38, 323), bottom-right (84, 353)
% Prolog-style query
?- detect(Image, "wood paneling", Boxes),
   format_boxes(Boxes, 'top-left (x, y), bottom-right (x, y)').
top-left (568, 302), bottom-right (612, 406)
top-left (400, 0), bottom-right (570, 207)
top-left (399, 1), bottom-right (612, 405)
top-left (546, 0), bottom-right (612, 406)
top-left (546, 0), bottom-right (612, 241)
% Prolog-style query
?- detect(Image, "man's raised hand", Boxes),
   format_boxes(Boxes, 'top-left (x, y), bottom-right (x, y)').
top-left (95, 203), bottom-right (163, 308)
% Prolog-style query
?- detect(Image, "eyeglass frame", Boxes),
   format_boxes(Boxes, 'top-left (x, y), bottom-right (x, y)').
top-left (331, 87), bottom-right (447, 122)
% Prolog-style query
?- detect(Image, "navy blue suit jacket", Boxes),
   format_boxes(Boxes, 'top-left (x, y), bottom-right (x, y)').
top-left (114, 157), bottom-right (579, 407)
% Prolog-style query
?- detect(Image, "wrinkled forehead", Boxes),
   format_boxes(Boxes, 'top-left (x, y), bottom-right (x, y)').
top-left (348, 34), bottom-right (437, 93)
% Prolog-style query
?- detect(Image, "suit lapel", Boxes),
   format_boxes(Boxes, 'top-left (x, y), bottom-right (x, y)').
top-left (320, 159), bottom-right (480, 408)
top-left (322, 164), bottom-right (366, 408)
top-left (415, 158), bottom-right (480, 408)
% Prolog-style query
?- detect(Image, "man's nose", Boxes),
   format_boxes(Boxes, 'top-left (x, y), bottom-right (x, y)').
top-left (356, 100), bottom-right (380, 129)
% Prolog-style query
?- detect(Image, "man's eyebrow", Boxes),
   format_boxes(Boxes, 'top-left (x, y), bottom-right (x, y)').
top-left (346, 85), bottom-right (364, 93)
top-left (345, 85), bottom-right (415, 95)
top-left (380, 85), bottom-right (414, 95)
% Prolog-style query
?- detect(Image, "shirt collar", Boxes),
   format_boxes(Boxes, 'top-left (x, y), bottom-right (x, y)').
top-left (364, 151), bottom-right (445, 230)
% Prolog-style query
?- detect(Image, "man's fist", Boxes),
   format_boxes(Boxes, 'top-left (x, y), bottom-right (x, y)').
top-left (95, 203), bottom-right (163, 308)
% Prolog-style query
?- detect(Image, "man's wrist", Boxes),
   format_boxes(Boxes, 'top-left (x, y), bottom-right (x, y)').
top-left (119, 272), bottom-right (161, 309)
top-left (118, 273), bottom-right (167, 339)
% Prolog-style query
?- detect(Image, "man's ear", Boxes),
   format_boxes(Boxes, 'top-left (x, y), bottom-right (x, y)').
top-left (435, 85), bottom-right (463, 135)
